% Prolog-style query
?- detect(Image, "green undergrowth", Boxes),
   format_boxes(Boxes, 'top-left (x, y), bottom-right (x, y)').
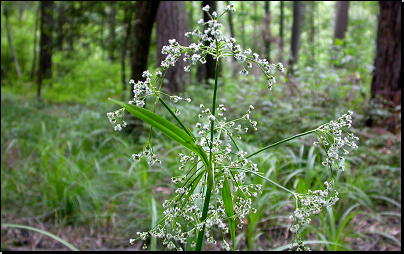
top-left (1, 69), bottom-right (401, 250)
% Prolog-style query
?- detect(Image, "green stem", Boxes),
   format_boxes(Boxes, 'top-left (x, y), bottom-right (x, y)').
top-left (233, 167), bottom-right (295, 195)
top-left (196, 49), bottom-right (221, 252)
top-left (209, 58), bottom-right (220, 160)
top-left (158, 97), bottom-right (194, 139)
top-left (195, 164), bottom-right (213, 251)
top-left (246, 129), bottom-right (317, 159)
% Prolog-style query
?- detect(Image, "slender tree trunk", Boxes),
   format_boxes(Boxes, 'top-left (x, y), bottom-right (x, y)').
top-left (100, 16), bottom-right (104, 59)
top-left (127, 1), bottom-right (160, 135)
top-left (278, 1), bottom-right (284, 63)
top-left (130, 1), bottom-right (160, 98)
top-left (368, 1), bottom-right (401, 133)
top-left (197, 1), bottom-right (217, 83)
top-left (225, 1), bottom-right (237, 76)
top-left (30, 4), bottom-right (40, 82)
top-left (263, 1), bottom-right (271, 62)
top-left (18, 2), bottom-right (23, 23)
top-left (288, 1), bottom-right (305, 75)
top-left (3, 3), bottom-right (22, 79)
top-left (55, 1), bottom-right (66, 51)
top-left (226, 1), bottom-right (235, 39)
top-left (156, 1), bottom-right (190, 93)
top-left (333, 1), bottom-right (349, 44)
top-left (307, 1), bottom-right (316, 66)
top-left (37, 1), bottom-right (55, 101)
top-left (108, 1), bottom-right (117, 62)
top-left (121, 2), bottom-right (134, 100)
top-left (240, 1), bottom-right (246, 48)
top-left (253, 1), bottom-right (258, 53)
top-left (331, 1), bottom-right (350, 67)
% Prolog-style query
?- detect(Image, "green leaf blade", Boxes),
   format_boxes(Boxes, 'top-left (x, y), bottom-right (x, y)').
top-left (222, 178), bottom-right (236, 250)
top-left (108, 98), bottom-right (199, 154)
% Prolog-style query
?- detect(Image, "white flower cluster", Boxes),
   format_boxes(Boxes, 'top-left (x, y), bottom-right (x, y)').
top-left (161, 4), bottom-right (284, 91)
top-left (314, 110), bottom-right (359, 172)
top-left (131, 143), bottom-right (161, 165)
top-left (128, 70), bottom-right (156, 107)
top-left (106, 108), bottom-right (126, 131)
top-left (289, 181), bottom-right (339, 234)
top-left (131, 187), bottom-right (233, 250)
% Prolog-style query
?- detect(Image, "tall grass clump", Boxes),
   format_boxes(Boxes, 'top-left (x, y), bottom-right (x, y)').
top-left (106, 5), bottom-right (360, 251)
top-left (0, 92), bottom-right (160, 233)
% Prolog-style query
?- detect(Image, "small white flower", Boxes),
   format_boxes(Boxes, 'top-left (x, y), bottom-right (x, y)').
top-left (202, 5), bottom-right (210, 12)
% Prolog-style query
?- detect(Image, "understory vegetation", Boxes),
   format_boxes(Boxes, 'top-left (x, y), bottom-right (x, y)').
top-left (1, 56), bottom-right (401, 250)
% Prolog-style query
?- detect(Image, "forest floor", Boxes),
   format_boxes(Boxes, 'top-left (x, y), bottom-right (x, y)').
top-left (1, 206), bottom-right (401, 251)
top-left (2, 156), bottom-right (401, 252)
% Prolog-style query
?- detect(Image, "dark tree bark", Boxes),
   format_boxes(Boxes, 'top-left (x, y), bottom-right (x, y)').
top-left (108, 1), bottom-right (117, 62)
top-left (331, 1), bottom-right (350, 67)
top-left (197, 1), bottom-right (217, 83)
top-left (3, 3), bottom-right (22, 79)
top-left (37, 1), bottom-right (55, 101)
top-left (278, 1), bottom-right (284, 63)
top-left (156, 1), bottom-right (190, 94)
top-left (333, 1), bottom-right (350, 44)
top-left (130, 1), bottom-right (160, 100)
top-left (263, 1), bottom-right (271, 62)
top-left (368, 1), bottom-right (401, 132)
top-left (288, 1), bottom-right (305, 75)
top-left (127, 1), bottom-right (160, 135)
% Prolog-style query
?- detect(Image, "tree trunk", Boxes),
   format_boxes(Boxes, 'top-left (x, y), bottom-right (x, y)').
top-left (278, 1), bottom-right (284, 63)
top-left (30, 3), bottom-right (40, 82)
top-left (37, 0), bottom-right (55, 101)
top-left (121, 2), bottom-right (134, 100)
top-left (307, 1), bottom-right (316, 66)
top-left (3, 3), bottom-right (22, 79)
top-left (108, 1), bottom-right (117, 62)
top-left (225, 1), bottom-right (237, 76)
top-left (253, 1), bottom-right (259, 53)
top-left (263, 1), bottom-right (271, 62)
top-left (368, 1), bottom-right (401, 133)
top-left (156, 1), bottom-right (190, 94)
top-left (130, 1), bottom-right (160, 100)
top-left (55, 1), bottom-right (66, 51)
top-left (197, 1), bottom-right (217, 84)
top-left (288, 1), bottom-right (305, 75)
top-left (331, 1), bottom-right (350, 67)
top-left (333, 1), bottom-right (349, 44)
top-left (226, 1), bottom-right (235, 39)
top-left (127, 1), bottom-right (160, 135)
top-left (240, 1), bottom-right (246, 48)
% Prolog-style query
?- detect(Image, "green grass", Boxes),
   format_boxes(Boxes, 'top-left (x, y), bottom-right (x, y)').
top-left (1, 57), bottom-right (401, 250)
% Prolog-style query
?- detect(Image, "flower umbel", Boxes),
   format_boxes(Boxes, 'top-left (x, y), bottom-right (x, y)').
top-left (314, 111), bottom-right (359, 173)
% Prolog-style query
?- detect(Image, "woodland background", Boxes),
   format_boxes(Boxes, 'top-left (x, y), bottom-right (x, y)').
top-left (1, 1), bottom-right (401, 251)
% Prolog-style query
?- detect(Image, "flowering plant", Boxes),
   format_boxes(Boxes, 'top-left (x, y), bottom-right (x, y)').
top-left (107, 5), bottom-right (358, 251)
